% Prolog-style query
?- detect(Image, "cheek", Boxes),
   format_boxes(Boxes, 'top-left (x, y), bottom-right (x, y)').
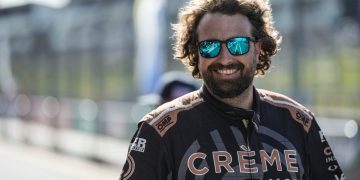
top-left (197, 58), bottom-right (208, 70)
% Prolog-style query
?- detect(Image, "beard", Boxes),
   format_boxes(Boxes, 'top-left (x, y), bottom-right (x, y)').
top-left (202, 61), bottom-right (255, 98)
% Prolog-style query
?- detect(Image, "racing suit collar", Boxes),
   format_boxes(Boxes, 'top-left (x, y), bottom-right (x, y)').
top-left (200, 85), bottom-right (261, 126)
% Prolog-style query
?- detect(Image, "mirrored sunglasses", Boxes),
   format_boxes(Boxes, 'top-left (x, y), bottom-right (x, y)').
top-left (198, 36), bottom-right (255, 58)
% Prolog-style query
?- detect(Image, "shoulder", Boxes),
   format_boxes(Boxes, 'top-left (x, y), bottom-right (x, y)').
top-left (257, 89), bottom-right (314, 132)
top-left (140, 90), bottom-right (204, 137)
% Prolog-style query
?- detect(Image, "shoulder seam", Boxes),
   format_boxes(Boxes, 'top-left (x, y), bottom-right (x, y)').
top-left (259, 95), bottom-right (313, 119)
top-left (258, 89), bottom-right (314, 132)
top-left (140, 91), bottom-right (204, 137)
top-left (148, 98), bottom-right (204, 126)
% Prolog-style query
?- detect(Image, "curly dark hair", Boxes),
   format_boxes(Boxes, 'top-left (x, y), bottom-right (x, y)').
top-left (172, 0), bottom-right (282, 78)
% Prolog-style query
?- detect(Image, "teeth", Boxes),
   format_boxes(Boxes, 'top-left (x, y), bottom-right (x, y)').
top-left (217, 69), bottom-right (236, 75)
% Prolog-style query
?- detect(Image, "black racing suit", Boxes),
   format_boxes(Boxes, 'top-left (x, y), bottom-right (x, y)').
top-left (120, 87), bottom-right (345, 180)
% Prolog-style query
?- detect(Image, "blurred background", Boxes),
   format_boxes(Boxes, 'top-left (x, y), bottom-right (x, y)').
top-left (0, 0), bottom-right (359, 179)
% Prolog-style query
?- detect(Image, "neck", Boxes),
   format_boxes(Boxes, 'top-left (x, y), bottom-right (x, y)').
top-left (210, 85), bottom-right (254, 110)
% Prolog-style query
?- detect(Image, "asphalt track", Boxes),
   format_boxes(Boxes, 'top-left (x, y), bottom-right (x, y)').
top-left (0, 140), bottom-right (121, 180)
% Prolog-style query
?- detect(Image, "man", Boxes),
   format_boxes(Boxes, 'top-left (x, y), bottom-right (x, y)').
top-left (120, 0), bottom-right (345, 179)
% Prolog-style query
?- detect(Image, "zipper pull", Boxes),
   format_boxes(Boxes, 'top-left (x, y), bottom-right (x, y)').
top-left (242, 119), bottom-right (249, 129)
top-left (242, 119), bottom-right (251, 146)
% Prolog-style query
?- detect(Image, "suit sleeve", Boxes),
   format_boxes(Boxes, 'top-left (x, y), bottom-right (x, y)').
top-left (120, 122), bottom-right (171, 180)
top-left (306, 118), bottom-right (345, 179)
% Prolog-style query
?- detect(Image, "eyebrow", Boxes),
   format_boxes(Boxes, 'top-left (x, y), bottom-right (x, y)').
top-left (198, 33), bottom-right (252, 41)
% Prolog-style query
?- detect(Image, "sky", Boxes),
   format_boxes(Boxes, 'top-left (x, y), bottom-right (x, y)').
top-left (0, 0), bottom-right (70, 8)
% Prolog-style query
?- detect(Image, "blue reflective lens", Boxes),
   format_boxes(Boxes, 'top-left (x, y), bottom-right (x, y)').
top-left (227, 37), bottom-right (250, 56)
top-left (199, 40), bottom-right (221, 58)
top-left (198, 37), bottom-right (251, 58)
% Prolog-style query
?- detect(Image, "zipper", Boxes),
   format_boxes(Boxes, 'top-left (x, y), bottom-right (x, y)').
top-left (247, 121), bottom-right (253, 180)
top-left (242, 118), bottom-right (253, 179)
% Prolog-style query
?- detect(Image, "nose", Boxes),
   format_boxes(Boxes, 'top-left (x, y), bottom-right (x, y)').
top-left (217, 43), bottom-right (234, 65)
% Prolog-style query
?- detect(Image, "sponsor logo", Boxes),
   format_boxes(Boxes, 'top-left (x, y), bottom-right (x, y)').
top-left (323, 146), bottom-right (340, 173)
top-left (295, 111), bottom-right (310, 127)
top-left (324, 146), bottom-right (337, 163)
top-left (179, 128), bottom-right (304, 179)
top-left (130, 138), bottom-right (147, 153)
top-left (187, 149), bottom-right (299, 175)
top-left (155, 115), bottom-right (173, 132)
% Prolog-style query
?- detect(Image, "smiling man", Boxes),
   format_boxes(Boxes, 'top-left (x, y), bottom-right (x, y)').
top-left (120, 0), bottom-right (345, 179)
top-left (197, 12), bottom-right (259, 109)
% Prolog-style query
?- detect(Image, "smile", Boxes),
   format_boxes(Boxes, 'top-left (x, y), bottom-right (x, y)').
top-left (216, 68), bottom-right (238, 75)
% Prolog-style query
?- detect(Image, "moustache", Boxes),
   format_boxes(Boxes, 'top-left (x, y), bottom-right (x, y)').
top-left (208, 62), bottom-right (244, 71)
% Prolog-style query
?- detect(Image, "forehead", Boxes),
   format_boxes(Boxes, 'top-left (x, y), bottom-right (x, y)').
top-left (197, 13), bottom-right (252, 41)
